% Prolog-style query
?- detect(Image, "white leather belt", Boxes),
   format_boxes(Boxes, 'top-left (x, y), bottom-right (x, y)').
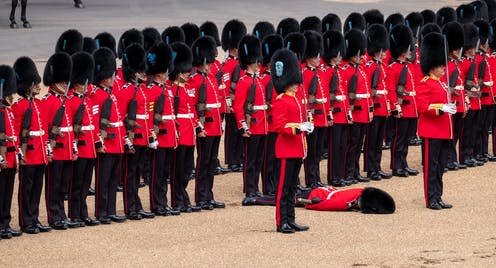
top-left (81, 125), bottom-right (95, 131)
top-left (59, 126), bottom-right (73, 132)
top-left (7, 136), bottom-right (17, 142)
top-left (253, 105), bottom-right (268, 111)
top-left (206, 103), bottom-right (221, 108)
top-left (335, 95), bottom-right (346, 101)
top-left (29, 130), bottom-right (45, 136)
top-left (162, 115), bottom-right (176, 120)
top-left (483, 81), bottom-right (494, 87)
top-left (356, 93), bottom-right (370, 98)
top-left (136, 114), bottom-right (149, 120)
top-left (404, 91), bottom-right (416, 96)
top-left (376, 90), bottom-right (388, 95)
top-left (176, 113), bottom-right (194, 119)
top-left (454, 85), bottom-right (464, 90)
top-left (109, 122), bottom-right (123, 128)
top-left (315, 98), bottom-right (327, 104)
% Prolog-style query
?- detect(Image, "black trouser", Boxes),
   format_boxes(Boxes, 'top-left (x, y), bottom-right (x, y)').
top-left (95, 153), bottom-right (121, 218)
top-left (364, 116), bottom-right (387, 173)
top-left (69, 157), bottom-right (95, 221)
top-left (150, 147), bottom-right (173, 211)
top-left (384, 117), bottom-right (393, 145)
top-left (138, 148), bottom-right (152, 184)
top-left (422, 138), bottom-right (449, 206)
top-left (390, 117), bottom-right (416, 170)
top-left (328, 124), bottom-right (348, 182)
top-left (124, 146), bottom-right (147, 214)
top-left (304, 127), bottom-right (326, 186)
top-left (18, 164), bottom-right (45, 228)
top-left (321, 127), bottom-right (329, 157)
top-left (477, 105), bottom-right (494, 156)
top-left (460, 110), bottom-right (480, 162)
top-left (447, 112), bottom-right (464, 164)
top-left (276, 158), bottom-right (302, 227)
top-left (195, 136), bottom-right (220, 203)
top-left (0, 168), bottom-right (16, 229)
top-left (172, 146), bottom-right (194, 208)
top-left (10, 0), bottom-right (28, 21)
top-left (243, 135), bottom-right (266, 195)
top-left (262, 132), bottom-right (279, 195)
top-left (225, 113), bottom-right (243, 166)
top-left (346, 123), bottom-right (367, 178)
top-left (45, 160), bottom-right (72, 224)
top-left (213, 113), bottom-right (225, 171)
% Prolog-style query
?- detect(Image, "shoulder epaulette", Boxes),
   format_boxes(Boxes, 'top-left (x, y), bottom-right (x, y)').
top-left (365, 60), bottom-right (374, 67)
top-left (42, 93), bottom-right (51, 100)
top-left (342, 64), bottom-right (350, 70)
top-left (421, 76), bottom-right (429, 82)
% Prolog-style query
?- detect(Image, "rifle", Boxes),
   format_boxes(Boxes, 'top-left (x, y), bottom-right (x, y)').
top-left (0, 80), bottom-right (6, 167)
top-left (48, 82), bottom-right (71, 151)
top-left (196, 59), bottom-right (210, 130)
top-left (216, 53), bottom-right (229, 89)
top-left (478, 57), bottom-right (487, 88)
top-left (243, 76), bottom-right (256, 135)
top-left (371, 67), bottom-right (380, 97)
top-left (348, 73), bottom-right (358, 108)
top-left (19, 84), bottom-right (35, 163)
top-left (123, 78), bottom-right (141, 152)
top-left (265, 80), bottom-right (273, 111)
top-left (73, 80), bottom-right (88, 136)
top-left (99, 73), bottom-right (116, 145)
top-left (395, 66), bottom-right (408, 105)
top-left (448, 69), bottom-right (460, 96)
top-left (307, 69), bottom-right (319, 115)
top-left (329, 70), bottom-right (339, 109)
top-left (464, 61), bottom-right (477, 94)
top-left (230, 63), bottom-right (241, 98)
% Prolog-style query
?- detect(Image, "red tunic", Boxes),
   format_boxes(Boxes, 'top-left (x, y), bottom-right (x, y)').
top-left (341, 63), bottom-right (373, 123)
top-left (320, 64), bottom-right (352, 125)
top-left (364, 60), bottom-right (390, 117)
top-left (147, 83), bottom-right (178, 148)
top-left (69, 92), bottom-right (98, 159)
top-left (117, 83), bottom-right (152, 146)
top-left (0, 106), bottom-right (19, 168)
top-left (260, 71), bottom-right (278, 132)
top-left (386, 61), bottom-right (418, 118)
top-left (302, 65), bottom-right (331, 127)
top-left (221, 56), bottom-right (245, 112)
top-left (211, 59), bottom-right (228, 114)
top-left (171, 82), bottom-right (199, 146)
top-left (479, 52), bottom-right (495, 106)
top-left (233, 74), bottom-right (268, 135)
top-left (305, 186), bottom-right (363, 211)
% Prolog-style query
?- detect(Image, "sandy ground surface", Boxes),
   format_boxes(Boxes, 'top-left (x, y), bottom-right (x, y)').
top-left (1, 0), bottom-right (495, 267)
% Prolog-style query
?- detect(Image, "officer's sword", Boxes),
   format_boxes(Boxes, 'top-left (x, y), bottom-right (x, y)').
top-left (443, 35), bottom-right (451, 104)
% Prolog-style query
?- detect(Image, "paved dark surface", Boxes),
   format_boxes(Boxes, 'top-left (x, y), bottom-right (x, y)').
top-left (0, 0), bottom-right (463, 64)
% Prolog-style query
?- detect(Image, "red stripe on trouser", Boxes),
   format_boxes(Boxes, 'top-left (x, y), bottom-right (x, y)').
top-left (195, 139), bottom-right (202, 203)
top-left (18, 167), bottom-right (24, 226)
top-left (423, 138), bottom-right (429, 207)
top-left (275, 159), bottom-right (287, 226)
top-left (151, 150), bottom-right (156, 210)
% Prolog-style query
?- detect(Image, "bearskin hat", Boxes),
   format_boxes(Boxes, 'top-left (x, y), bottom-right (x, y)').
top-left (0, 65), bottom-right (17, 97)
top-left (200, 21), bottom-right (221, 46)
top-left (117, 29), bottom-right (144, 59)
top-left (367, 24), bottom-right (389, 56)
top-left (122, 44), bottom-right (146, 83)
top-left (146, 42), bottom-right (173, 76)
top-left (385, 13), bottom-right (405, 33)
top-left (300, 16), bottom-right (322, 33)
top-left (43, 52), bottom-right (72, 86)
top-left (322, 13), bottom-right (342, 32)
top-left (222, 19), bottom-right (247, 51)
top-left (252, 21), bottom-right (275, 40)
top-left (344, 29), bottom-right (366, 60)
top-left (94, 32), bottom-right (116, 56)
top-left (457, 4), bottom-right (477, 24)
top-left (142, 27), bottom-right (161, 52)
top-left (484, 0), bottom-right (496, 21)
top-left (419, 23), bottom-right (441, 44)
top-left (83, 37), bottom-right (97, 54)
top-left (162, 26), bottom-right (185, 45)
top-left (55, 29), bottom-right (83, 56)
top-left (170, 42), bottom-right (193, 76)
top-left (303, 30), bottom-right (323, 60)
top-left (192, 36), bottom-right (217, 66)
top-left (261, 34), bottom-right (283, 66)
top-left (238, 35), bottom-right (262, 69)
top-left (474, 19), bottom-right (491, 44)
top-left (405, 12), bottom-right (424, 39)
top-left (421, 9), bottom-right (437, 24)
top-left (344, 12), bottom-right (366, 33)
top-left (363, 9), bottom-right (384, 27)
top-left (464, 23), bottom-right (480, 50)
top-left (322, 30), bottom-right (344, 62)
top-left (437, 7), bottom-right (457, 27)
top-left (276, 18), bottom-right (300, 38)
top-left (13, 57), bottom-right (41, 97)
top-left (389, 24), bottom-right (413, 59)
top-left (270, 48), bottom-right (302, 94)
top-left (359, 187), bottom-right (396, 214)
top-left (181, 23), bottom-right (200, 47)
top-left (420, 32), bottom-right (446, 76)
top-left (93, 47), bottom-right (116, 84)
top-left (472, 1), bottom-right (489, 21)
top-left (490, 19), bottom-right (496, 50)
top-left (71, 52), bottom-right (94, 85)
top-left (283, 32), bottom-right (306, 60)
top-left (442, 21), bottom-right (465, 52)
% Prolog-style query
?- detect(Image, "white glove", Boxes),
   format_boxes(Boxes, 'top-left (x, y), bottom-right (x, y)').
top-left (148, 140), bottom-right (158, 149)
top-left (300, 122), bottom-right (314, 133)
top-left (442, 103), bottom-right (457, 115)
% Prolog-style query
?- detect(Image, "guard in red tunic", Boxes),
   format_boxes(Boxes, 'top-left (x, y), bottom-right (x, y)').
top-left (321, 30), bottom-right (352, 187)
top-left (442, 22), bottom-right (468, 171)
top-left (169, 42), bottom-right (202, 213)
top-left (89, 47), bottom-right (127, 224)
top-left (189, 36), bottom-right (225, 210)
top-left (387, 24), bottom-right (419, 177)
top-left (490, 20), bottom-right (496, 156)
top-left (271, 49), bottom-right (311, 234)
top-left (363, 24), bottom-right (392, 181)
top-left (67, 52), bottom-right (100, 227)
top-left (221, 19), bottom-right (247, 172)
top-left (42, 52), bottom-right (78, 230)
top-left (232, 35), bottom-right (268, 203)
top-left (417, 32), bottom-right (454, 210)
top-left (0, 65), bottom-right (22, 238)
top-left (341, 29), bottom-right (372, 183)
top-left (12, 57), bottom-right (52, 234)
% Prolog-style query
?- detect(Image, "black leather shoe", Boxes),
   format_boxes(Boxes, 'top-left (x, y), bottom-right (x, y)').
top-left (66, 220), bottom-right (82, 228)
top-left (308, 181), bottom-right (326, 188)
top-left (175, 206), bottom-right (192, 213)
top-left (138, 181), bottom-right (146, 188)
top-left (36, 223), bottom-right (52, 232)
top-left (0, 229), bottom-right (12, 239)
top-left (404, 167), bottom-right (419, 176)
top-left (188, 204), bottom-right (202, 212)
top-left (153, 207), bottom-right (170, 216)
top-left (22, 225), bottom-right (39, 234)
top-left (427, 202), bottom-right (442, 210)
top-left (6, 227), bottom-right (22, 237)
top-left (484, 154), bottom-right (496, 162)
top-left (74, 0), bottom-right (84, 8)
top-left (213, 166), bottom-right (223, 175)
top-left (456, 162), bottom-right (467, 169)
top-left (382, 142), bottom-right (391, 150)
top-left (108, 215), bottom-right (126, 223)
top-left (393, 169), bottom-right (409, 177)
top-left (138, 210), bottom-right (155, 219)
top-left (367, 172), bottom-right (381, 181)
top-left (438, 200), bottom-right (453, 209)
top-left (288, 222), bottom-right (309, 232)
top-left (50, 221), bottom-right (68, 230)
top-left (377, 170), bottom-right (392, 179)
top-left (276, 223), bottom-right (295, 234)
top-left (344, 176), bottom-right (358, 184)
top-left (88, 187), bottom-right (95, 196)
top-left (242, 197), bottom-right (257, 206)
top-left (473, 158), bottom-right (484, 166)
top-left (97, 217), bottom-right (111, 224)
top-left (228, 164), bottom-right (240, 172)
top-left (446, 162), bottom-right (458, 171)
top-left (10, 21), bottom-right (17, 29)
top-left (476, 155), bottom-right (488, 163)
top-left (126, 212), bottom-right (142, 220)
top-left (330, 179), bottom-right (345, 187)
top-left (22, 20), bottom-right (31, 29)
top-left (463, 159), bottom-right (477, 167)
top-left (117, 185), bottom-right (124, 192)
top-left (356, 175), bottom-right (370, 182)
top-left (198, 201), bottom-right (214, 210)
top-left (209, 200), bottom-right (226, 208)
top-left (83, 218), bottom-right (100, 226)
top-left (165, 207), bottom-right (181, 216)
